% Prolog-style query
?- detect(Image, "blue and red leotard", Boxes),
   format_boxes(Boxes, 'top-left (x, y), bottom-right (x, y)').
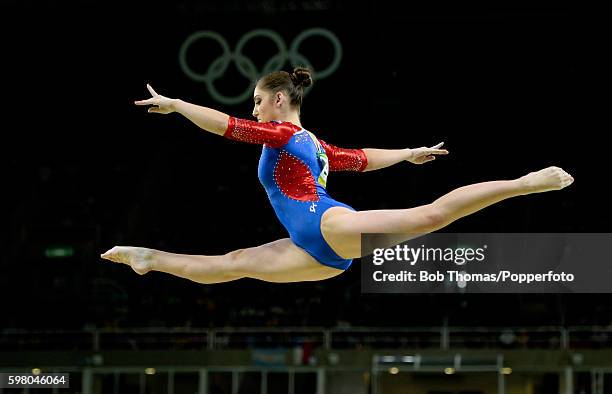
top-left (223, 117), bottom-right (368, 270)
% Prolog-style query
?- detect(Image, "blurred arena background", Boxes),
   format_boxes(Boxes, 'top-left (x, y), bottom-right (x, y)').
top-left (0, 0), bottom-right (607, 392)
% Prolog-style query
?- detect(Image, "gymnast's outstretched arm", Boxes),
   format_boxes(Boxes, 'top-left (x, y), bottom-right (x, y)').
top-left (361, 143), bottom-right (449, 171)
top-left (319, 139), bottom-right (450, 173)
top-left (135, 84), bottom-right (297, 147)
top-left (135, 84), bottom-right (229, 135)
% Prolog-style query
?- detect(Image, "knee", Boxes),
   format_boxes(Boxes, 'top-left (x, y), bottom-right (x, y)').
top-left (225, 248), bottom-right (246, 261)
top-left (182, 249), bottom-right (250, 283)
top-left (223, 248), bottom-right (251, 276)
top-left (421, 204), bottom-right (448, 230)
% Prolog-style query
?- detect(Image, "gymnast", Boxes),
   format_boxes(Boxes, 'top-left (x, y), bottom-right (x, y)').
top-left (101, 67), bottom-right (574, 283)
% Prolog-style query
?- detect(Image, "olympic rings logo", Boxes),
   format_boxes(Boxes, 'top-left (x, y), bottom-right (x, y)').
top-left (178, 28), bottom-right (343, 105)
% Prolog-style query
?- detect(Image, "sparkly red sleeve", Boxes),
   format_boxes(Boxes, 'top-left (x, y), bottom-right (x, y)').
top-left (223, 117), bottom-right (296, 148)
top-left (319, 139), bottom-right (368, 172)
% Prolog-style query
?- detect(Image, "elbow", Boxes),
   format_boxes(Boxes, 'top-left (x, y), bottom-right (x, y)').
top-left (209, 114), bottom-right (231, 136)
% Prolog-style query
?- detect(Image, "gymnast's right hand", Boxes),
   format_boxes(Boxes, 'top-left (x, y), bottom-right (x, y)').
top-left (134, 84), bottom-right (177, 114)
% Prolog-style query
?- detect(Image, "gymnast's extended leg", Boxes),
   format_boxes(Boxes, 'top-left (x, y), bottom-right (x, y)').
top-left (321, 166), bottom-right (574, 259)
top-left (101, 238), bottom-right (344, 283)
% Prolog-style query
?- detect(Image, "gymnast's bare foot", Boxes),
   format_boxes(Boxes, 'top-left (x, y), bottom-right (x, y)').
top-left (101, 246), bottom-right (154, 275)
top-left (519, 166), bottom-right (574, 194)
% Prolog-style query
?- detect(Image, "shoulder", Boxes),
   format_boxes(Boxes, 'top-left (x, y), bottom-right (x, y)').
top-left (273, 120), bottom-right (303, 133)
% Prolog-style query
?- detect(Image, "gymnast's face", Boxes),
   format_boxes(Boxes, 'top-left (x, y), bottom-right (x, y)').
top-left (252, 86), bottom-right (284, 122)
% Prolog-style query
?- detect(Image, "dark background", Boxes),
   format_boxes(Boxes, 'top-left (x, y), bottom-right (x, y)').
top-left (0, 0), bottom-right (606, 330)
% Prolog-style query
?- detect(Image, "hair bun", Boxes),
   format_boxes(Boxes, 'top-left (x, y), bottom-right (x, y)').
top-left (291, 67), bottom-right (313, 89)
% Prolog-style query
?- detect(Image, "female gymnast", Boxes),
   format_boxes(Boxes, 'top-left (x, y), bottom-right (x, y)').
top-left (101, 67), bottom-right (574, 284)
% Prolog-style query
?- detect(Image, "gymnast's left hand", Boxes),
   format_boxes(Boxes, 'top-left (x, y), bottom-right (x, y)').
top-left (134, 84), bottom-right (177, 114)
top-left (406, 142), bottom-right (449, 164)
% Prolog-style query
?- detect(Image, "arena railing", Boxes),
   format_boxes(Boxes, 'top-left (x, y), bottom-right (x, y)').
top-left (2, 326), bottom-right (612, 351)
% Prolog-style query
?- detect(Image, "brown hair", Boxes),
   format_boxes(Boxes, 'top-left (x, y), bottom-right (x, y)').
top-left (257, 67), bottom-right (313, 110)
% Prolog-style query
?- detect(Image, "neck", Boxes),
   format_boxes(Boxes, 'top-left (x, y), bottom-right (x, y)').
top-left (279, 112), bottom-right (302, 128)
